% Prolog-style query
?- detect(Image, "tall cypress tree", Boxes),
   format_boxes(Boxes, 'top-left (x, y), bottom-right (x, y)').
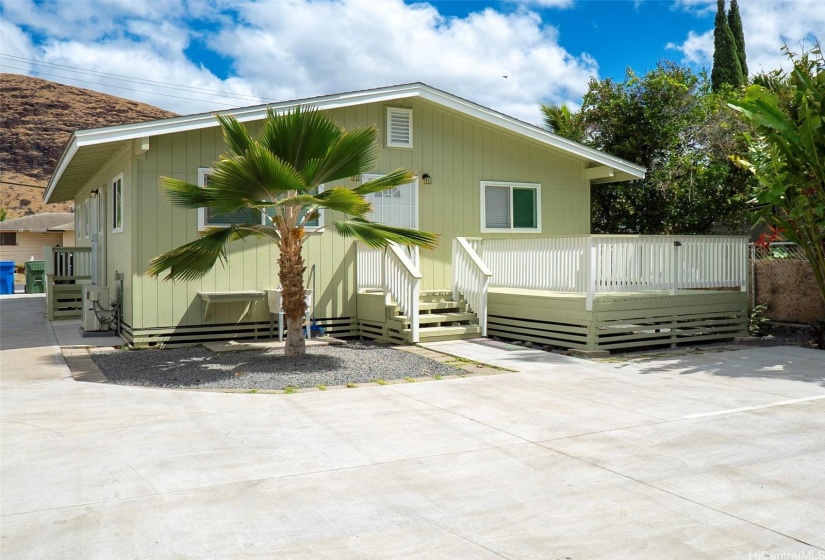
top-left (711, 0), bottom-right (744, 91)
top-left (727, 0), bottom-right (748, 79)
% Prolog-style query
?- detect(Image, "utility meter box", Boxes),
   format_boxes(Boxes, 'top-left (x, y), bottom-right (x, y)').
top-left (82, 285), bottom-right (110, 332)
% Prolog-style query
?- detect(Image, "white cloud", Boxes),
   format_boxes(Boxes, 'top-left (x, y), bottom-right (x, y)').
top-left (0, 0), bottom-right (597, 125)
top-left (668, 0), bottom-right (825, 76)
top-left (666, 30), bottom-right (712, 65)
top-left (211, 0), bottom-right (597, 124)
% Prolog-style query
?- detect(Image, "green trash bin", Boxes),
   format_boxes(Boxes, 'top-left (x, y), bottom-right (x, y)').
top-left (25, 260), bottom-right (45, 294)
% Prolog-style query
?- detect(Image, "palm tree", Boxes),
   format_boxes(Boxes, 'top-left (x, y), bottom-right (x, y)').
top-left (147, 106), bottom-right (438, 356)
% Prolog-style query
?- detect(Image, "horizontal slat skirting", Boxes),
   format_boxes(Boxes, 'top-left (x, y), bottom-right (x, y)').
top-left (592, 308), bottom-right (747, 327)
top-left (487, 314), bottom-right (589, 335)
top-left (487, 326), bottom-right (590, 350)
top-left (127, 318), bottom-right (356, 348)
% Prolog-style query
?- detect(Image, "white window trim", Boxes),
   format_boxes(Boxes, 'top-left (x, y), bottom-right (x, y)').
top-left (84, 198), bottom-right (90, 239)
top-left (197, 167), bottom-right (324, 233)
top-left (111, 173), bottom-right (124, 234)
top-left (386, 107), bottom-right (413, 149)
top-left (480, 180), bottom-right (542, 233)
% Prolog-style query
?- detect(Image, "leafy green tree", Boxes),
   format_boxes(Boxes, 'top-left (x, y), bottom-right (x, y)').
top-left (727, 0), bottom-right (748, 79)
top-left (544, 62), bottom-right (752, 234)
top-left (711, 0), bottom-right (744, 92)
top-left (729, 45), bottom-right (825, 309)
top-left (147, 107), bottom-right (438, 356)
top-left (0, 207), bottom-right (7, 222)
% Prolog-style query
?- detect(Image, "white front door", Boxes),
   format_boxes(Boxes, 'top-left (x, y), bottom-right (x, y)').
top-left (363, 174), bottom-right (419, 264)
top-left (363, 174), bottom-right (418, 229)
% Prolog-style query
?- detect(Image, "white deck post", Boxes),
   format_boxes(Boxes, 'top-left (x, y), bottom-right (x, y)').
top-left (670, 239), bottom-right (680, 296)
top-left (586, 237), bottom-right (596, 311)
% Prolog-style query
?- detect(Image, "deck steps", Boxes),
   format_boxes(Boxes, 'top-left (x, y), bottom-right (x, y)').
top-left (403, 324), bottom-right (482, 342)
top-left (392, 311), bottom-right (476, 325)
top-left (358, 288), bottom-right (480, 343)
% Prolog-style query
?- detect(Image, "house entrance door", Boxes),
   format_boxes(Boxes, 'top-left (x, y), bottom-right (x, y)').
top-left (363, 174), bottom-right (419, 264)
top-left (90, 189), bottom-right (106, 286)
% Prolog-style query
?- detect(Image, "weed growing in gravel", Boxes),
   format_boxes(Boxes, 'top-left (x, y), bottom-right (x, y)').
top-left (247, 389), bottom-right (258, 394)
top-left (284, 386), bottom-right (297, 394)
top-left (404, 377), bottom-right (416, 383)
top-left (317, 385), bottom-right (327, 391)
top-left (433, 374), bottom-right (443, 380)
top-left (346, 382), bottom-right (357, 388)
top-left (373, 379), bottom-right (386, 385)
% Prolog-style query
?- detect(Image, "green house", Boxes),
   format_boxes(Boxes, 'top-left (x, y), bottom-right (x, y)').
top-left (44, 83), bottom-right (749, 351)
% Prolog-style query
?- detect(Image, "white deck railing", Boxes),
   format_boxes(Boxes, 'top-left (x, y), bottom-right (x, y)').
top-left (356, 242), bottom-right (422, 342)
top-left (452, 238), bottom-right (492, 336)
top-left (476, 235), bottom-right (748, 311)
top-left (44, 246), bottom-right (93, 278)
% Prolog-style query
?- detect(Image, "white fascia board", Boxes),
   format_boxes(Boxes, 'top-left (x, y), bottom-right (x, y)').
top-left (415, 85), bottom-right (646, 178)
top-left (71, 85), bottom-right (422, 149)
top-left (43, 137), bottom-right (79, 204)
top-left (46, 82), bottom-right (644, 203)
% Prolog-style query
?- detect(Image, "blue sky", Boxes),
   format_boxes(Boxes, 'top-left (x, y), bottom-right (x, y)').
top-left (0, 0), bottom-right (821, 124)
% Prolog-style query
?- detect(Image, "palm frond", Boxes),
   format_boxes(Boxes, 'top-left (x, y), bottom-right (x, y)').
top-left (314, 187), bottom-right (371, 216)
top-left (351, 169), bottom-right (415, 196)
top-left (146, 227), bottom-right (235, 282)
top-left (206, 146), bottom-right (305, 213)
top-left (161, 177), bottom-right (210, 208)
top-left (261, 106), bottom-right (344, 178)
top-left (333, 219), bottom-right (438, 249)
top-left (310, 127), bottom-right (381, 185)
top-left (216, 113), bottom-right (254, 156)
top-left (230, 224), bottom-right (282, 243)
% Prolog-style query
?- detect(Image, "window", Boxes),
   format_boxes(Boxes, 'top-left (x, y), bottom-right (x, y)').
top-left (386, 107), bottom-right (412, 149)
top-left (197, 168), bottom-right (324, 232)
top-left (481, 181), bottom-right (541, 233)
top-left (0, 232), bottom-right (17, 246)
top-left (265, 185), bottom-right (325, 231)
top-left (111, 173), bottom-right (124, 233)
top-left (197, 168), bottom-right (260, 231)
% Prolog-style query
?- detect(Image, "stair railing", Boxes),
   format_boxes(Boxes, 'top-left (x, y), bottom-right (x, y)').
top-left (384, 242), bottom-right (423, 343)
top-left (452, 237), bottom-right (492, 336)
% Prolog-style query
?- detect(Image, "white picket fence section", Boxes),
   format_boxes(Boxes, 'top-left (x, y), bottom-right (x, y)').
top-left (355, 243), bottom-right (383, 291)
top-left (474, 235), bottom-right (748, 310)
top-left (356, 242), bottom-right (422, 342)
top-left (452, 237), bottom-right (492, 336)
top-left (479, 236), bottom-right (589, 292)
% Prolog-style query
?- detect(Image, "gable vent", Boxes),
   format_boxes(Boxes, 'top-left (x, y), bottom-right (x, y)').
top-left (387, 107), bottom-right (413, 148)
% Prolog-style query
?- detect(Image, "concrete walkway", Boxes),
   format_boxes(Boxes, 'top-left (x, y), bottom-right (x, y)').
top-left (1, 296), bottom-right (824, 559)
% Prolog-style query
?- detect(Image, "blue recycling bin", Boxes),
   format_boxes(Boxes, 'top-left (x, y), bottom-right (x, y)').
top-left (0, 261), bottom-right (14, 295)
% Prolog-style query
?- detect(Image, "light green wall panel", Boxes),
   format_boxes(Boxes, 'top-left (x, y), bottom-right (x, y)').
top-left (117, 96), bottom-right (591, 330)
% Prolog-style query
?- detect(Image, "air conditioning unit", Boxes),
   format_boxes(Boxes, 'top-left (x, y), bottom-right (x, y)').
top-left (82, 285), bottom-right (109, 332)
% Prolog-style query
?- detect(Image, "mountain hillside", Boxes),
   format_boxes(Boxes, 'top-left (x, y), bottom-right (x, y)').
top-left (0, 74), bottom-right (177, 218)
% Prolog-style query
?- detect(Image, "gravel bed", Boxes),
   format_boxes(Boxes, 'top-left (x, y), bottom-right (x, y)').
top-left (91, 341), bottom-right (465, 390)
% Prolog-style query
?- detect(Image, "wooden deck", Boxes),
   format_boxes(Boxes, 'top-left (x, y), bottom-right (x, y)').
top-left (486, 287), bottom-right (748, 351)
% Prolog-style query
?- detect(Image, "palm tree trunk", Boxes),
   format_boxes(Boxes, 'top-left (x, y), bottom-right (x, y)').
top-left (278, 231), bottom-right (307, 357)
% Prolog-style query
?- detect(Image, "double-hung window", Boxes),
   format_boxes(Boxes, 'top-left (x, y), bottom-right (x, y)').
top-left (111, 173), bottom-right (124, 233)
top-left (481, 181), bottom-right (541, 233)
top-left (197, 168), bottom-right (260, 231)
top-left (198, 168), bottom-right (323, 232)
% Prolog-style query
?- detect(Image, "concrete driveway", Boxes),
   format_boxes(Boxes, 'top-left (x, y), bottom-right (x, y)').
top-left (1, 296), bottom-right (823, 559)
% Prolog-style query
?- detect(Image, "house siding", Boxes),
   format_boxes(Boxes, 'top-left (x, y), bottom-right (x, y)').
top-left (87, 97), bottom-right (590, 333)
